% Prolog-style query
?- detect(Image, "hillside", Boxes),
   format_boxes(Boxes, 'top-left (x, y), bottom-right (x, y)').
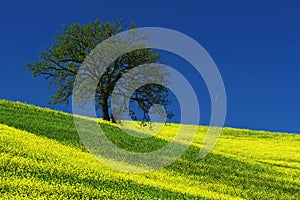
top-left (0, 100), bottom-right (299, 199)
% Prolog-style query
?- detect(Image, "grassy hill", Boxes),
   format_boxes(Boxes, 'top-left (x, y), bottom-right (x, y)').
top-left (0, 100), bottom-right (299, 199)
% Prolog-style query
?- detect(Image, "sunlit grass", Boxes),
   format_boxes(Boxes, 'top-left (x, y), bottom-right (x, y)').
top-left (0, 100), bottom-right (299, 199)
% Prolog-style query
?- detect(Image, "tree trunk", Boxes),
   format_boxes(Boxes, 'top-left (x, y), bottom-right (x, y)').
top-left (110, 112), bottom-right (116, 123)
top-left (100, 99), bottom-right (110, 121)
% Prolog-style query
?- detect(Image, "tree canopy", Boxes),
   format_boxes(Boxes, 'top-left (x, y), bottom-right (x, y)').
top-left (27, 19), bottom-right (172, 122)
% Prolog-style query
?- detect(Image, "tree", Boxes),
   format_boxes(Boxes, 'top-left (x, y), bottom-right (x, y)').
top-left (26, 19), bottom-right (172, 123)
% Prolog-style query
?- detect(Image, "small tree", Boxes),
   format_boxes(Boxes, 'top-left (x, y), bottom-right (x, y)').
top-left (27, 19), bottom-right (172, 122)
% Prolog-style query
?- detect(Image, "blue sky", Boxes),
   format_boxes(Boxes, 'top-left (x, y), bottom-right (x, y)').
top-left (0, 0), bottom-right (300, 133)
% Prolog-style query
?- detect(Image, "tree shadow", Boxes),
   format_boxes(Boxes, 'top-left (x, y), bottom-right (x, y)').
top-left (0, 100), bottom-right (83, 149)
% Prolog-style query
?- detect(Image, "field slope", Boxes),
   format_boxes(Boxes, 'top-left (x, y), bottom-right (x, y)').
top-left (0, 100), bottom-right (299, 199)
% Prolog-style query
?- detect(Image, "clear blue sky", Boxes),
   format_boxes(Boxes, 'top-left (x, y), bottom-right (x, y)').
top-left (1, 0), bottom-right (300, 133)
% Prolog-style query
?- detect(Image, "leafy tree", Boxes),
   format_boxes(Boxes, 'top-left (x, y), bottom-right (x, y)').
top-left (26, 19), bottom-right (172, 122)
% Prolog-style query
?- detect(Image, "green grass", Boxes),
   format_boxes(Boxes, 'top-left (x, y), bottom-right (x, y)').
top-left (0, 99), bottom-right (299, 199)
